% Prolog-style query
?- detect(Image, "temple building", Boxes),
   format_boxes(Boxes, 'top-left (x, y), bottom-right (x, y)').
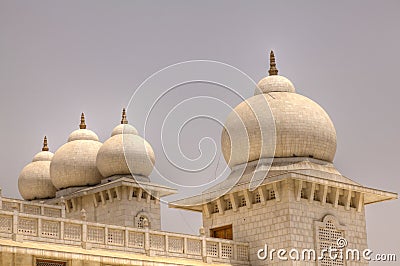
top-left (0, 52), bottom-right (397, 266)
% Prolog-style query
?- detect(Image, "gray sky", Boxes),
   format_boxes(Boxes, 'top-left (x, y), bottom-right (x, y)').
top-left (0, 1), bottom-right (399, 263)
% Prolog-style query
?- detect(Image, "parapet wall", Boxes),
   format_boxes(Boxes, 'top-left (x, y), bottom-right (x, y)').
top-left (0, 196), bottom-right (249, 265)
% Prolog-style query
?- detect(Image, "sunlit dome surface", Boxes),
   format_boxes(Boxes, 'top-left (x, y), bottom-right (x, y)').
top-left (18, 137), bottom-right (57, 200)
top-left (50, 113), bottom-right (103, 189)
top-left (96, 109), bottom-right (155, 179)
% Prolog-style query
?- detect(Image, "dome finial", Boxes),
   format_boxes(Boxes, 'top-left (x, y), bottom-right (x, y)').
top-left (42, 136), bottom-right (49, 151)
top-left (80, 112), bottom-right (86, 129)
top-left (121, 108), bottom-right (128, 124)
top-left (268, 50), bottom-right (278, 76)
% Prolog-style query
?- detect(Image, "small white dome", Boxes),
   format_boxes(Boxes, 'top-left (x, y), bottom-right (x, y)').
top-left (111, 124), bottom-right (138, 137)
top-left (18, 137), bottom-right (57, 200)
top-left (50, 113), bottom-right (103, 189)
top-left (32, 150), bottom-right (54, 162)
top-left (96, 109), bottom-right (155, 178)
top-left (68, 129), bottom-right (99, 142)
top-left (255, 75), bottom-right (295, 95)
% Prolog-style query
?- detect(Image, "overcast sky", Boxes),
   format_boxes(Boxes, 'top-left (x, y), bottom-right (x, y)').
top-left (0, 1), bottom-right (399, 263)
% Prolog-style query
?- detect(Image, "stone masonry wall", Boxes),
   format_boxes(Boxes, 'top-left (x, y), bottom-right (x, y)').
top-left (202, 179), bottom-right (369, 266)
top-left (64, 186), bottom-right (161, 230)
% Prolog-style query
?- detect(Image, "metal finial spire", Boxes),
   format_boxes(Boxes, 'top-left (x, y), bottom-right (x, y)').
top-left (268, 50), bottom-right (278, 76)
top-left (42, 136), bottom-right (49, 151)
top-left (121, 108), bottom-right (128, 124)
top-left (79, 113), bottom-right (86, 129)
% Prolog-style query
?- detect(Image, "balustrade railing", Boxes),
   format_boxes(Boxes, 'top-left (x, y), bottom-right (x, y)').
top-left (0, 209), bottom-right (249, 263)
top-left (0, 197), bottom-right (64, 218)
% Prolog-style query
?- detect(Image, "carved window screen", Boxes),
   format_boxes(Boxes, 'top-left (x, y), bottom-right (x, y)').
top-left (315, 215), bottom-right (346, 266)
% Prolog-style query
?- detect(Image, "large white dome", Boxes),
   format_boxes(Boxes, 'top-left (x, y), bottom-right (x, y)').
top-left (18, 137), bottom-right (57, 200)
top-left (96, 109), bottom-right (155, 178)
top-left (50, 113), bottom-right (103, 189)
top-left (221, 51), bottom-right (337, 168)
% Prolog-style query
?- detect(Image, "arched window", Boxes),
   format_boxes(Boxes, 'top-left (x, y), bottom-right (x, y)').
top-left (134, 212), bottom-right (150, 229)
top-left (137, 215), bottom-right (147, 228)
